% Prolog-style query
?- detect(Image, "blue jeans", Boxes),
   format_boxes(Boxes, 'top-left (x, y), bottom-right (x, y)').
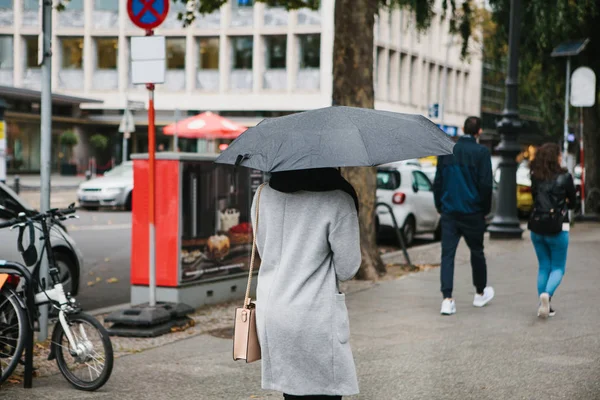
top-left (530, 231), bottom-right (569, 296)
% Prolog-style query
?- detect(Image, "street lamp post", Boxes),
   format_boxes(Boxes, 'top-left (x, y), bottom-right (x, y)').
top-left (488, 0), bottom-right (524, 239)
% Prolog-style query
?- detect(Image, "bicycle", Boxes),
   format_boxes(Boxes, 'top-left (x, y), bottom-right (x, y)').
top-left (0, 204), bottom-right (113, 391)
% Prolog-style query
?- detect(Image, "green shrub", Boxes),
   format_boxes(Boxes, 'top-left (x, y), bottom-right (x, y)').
top-left (90, 134), bottom-right (109, 151)
top-left (59, 130), bottom-right (78, 147)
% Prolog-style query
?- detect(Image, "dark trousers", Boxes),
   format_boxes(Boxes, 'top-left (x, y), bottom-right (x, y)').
top-left (440, 213), bottom-right (487, 298)
top-left (284, 395), bottom-right (341, 400)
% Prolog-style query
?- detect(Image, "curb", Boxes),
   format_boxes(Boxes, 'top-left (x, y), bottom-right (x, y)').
top-left (381, 241), bottom-right (440, 263)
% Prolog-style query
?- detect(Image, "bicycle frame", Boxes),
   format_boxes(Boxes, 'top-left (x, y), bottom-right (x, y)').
top-left (3, 214), bottom-right (82, 355)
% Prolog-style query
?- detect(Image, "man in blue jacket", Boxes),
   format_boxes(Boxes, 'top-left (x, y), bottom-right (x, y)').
top-left (433, 116), bottom-right (494, 315)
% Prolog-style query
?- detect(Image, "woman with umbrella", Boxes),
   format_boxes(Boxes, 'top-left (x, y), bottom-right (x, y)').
top-left (251, 169), bottom-right (361, 399)
top-left (219, 106), bottom-right (455, 399)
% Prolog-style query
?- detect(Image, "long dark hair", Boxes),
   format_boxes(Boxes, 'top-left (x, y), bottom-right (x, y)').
top-left (530, 143), bottom-right (564, 181)
top-left (269, 168), bottom-right (359, 213)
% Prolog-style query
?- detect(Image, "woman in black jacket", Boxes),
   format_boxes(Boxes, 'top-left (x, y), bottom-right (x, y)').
top-left (528, 143), bottom-right (577, 318)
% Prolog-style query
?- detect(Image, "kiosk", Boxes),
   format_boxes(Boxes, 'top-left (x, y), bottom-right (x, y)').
top-left (130, 152), bottom-right (263, 308)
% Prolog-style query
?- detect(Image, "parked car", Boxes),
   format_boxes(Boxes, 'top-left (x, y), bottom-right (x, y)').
top-left (494, 163), bottom-right (533, 217)
top-left (376, 165), bottom-right (440, 246)
top-left (402, 159), bottom-right (497, 225)
top-left (0, 182), bottom-right (83, 295)
top-left (77, 161), bottom-right (134, 211)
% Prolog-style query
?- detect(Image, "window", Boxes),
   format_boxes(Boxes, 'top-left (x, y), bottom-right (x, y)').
top-left (298, 34), bottom-right (320, 68)
top-left (96, 38), bottom-right (118, 69)
top-left (199, 37), bottom-right (219, 69)
top-left (23, 0), bottom-right (37, 10)
top-left (412, 171), bottom-right (432, 192)
top-left (0, 0), bottom-right (12, 9)
top-left (65, 0), bottom-right (83, 9)
top-left (265, 36), bottom-right (286, 69)
top-left (94, 0), bottom-right (118, 11)
top-left (61, 38), bottom-right (84, 69)
top-left (377, 170), bottom-right (401, 190)
top-left (0, 187), bottom-right (26, 218)
top-left (24, 36), bottom-right (38, 68)
top-left (0, 36), bottom-right (13, 69)
top-left (231, 36), bottom-right (253, 69)
top-left (166, 38), bottom-right (186, 69)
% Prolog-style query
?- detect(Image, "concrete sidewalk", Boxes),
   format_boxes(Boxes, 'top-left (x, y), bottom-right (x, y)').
top-left (3, 223), bottom-right (600, 400)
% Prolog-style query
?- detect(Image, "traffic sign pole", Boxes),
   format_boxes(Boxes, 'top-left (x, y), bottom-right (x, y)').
top-left (146, 28), bottom-right (157, 308)
top-left (127, 0), bottom-right (168, 308)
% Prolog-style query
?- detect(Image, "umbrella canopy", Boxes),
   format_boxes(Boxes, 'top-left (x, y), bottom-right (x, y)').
top-left (163, 111), bottom-right (247, 139)
top-left (215, 106), bottom-right (455, 172)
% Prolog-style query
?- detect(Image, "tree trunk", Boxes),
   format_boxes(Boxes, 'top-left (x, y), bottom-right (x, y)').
top-left (332, 0), bottom-right (386, 280)
top-left (583, 103), bottom-right (600, 213)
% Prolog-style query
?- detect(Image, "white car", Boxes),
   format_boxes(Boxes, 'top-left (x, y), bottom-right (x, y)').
top-left (77, 162), bottom-right (134, 211)
top-left (376, 165), bottom-right (440, 246)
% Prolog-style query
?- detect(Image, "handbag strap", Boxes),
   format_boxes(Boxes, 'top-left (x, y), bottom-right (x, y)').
top-left (244, 183), bottom-right (267, 308)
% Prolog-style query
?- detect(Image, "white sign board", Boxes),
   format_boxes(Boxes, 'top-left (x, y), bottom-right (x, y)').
top-left (571, 67), bottom-right (596, 107)
top-left (131, 36), bottom-right (166, 85)
top-left (119, 109), bottom-right (136, 133)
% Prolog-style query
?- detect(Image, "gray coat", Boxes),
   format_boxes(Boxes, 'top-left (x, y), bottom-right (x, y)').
top-left (251, 185), bottom-right (361, 396)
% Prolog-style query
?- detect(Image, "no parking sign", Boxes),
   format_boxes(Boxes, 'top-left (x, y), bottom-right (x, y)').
top-left (127, 0), bottom-right (169, 30)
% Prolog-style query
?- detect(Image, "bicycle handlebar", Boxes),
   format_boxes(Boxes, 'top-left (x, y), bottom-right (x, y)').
top-left (0, 205), bottom-right (78, 229)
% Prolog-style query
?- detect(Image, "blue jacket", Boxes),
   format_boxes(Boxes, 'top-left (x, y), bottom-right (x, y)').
top-left (433, 136), bottom-right (493, 215)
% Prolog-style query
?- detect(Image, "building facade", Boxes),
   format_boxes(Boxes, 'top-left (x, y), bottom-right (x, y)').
top-left (0, 0), bottom-right (482, 172)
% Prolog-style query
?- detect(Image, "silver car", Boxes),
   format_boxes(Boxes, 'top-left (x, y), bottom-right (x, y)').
top-left (0, 182), bottom-right (83, 296)
top-left (77, 161), bottom-right (134, 211)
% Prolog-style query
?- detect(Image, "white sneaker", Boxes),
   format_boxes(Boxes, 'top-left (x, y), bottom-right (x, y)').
top-left (473, 287), bottom-right (495, 307)
top-left (538, 293), bottom-right (550, 318)
top-left (441, 299), bottom-right (456, 315)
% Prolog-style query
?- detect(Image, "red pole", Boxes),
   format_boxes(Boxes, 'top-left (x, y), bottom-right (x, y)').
top-left (146, 29), bottom-right (157, 307)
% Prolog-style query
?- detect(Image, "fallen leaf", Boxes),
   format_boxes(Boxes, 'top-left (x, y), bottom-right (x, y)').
top-left (88, 271), bottom-right (94, 276)
top-left (87, 281), bottom-right (96, 287)
top-left (104, 258), bottom-right (110, 262)
top-left (106, 277), bottom-right (119, 284)
top-left (95, 277), bottom-right (102, 283)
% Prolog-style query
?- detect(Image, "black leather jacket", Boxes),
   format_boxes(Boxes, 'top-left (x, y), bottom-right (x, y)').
top-left (531, 172), bottom-right (577, 221)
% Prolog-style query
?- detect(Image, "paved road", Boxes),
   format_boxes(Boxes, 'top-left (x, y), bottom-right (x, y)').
top-left (4, 223), bottom-right (599, 400)
top-left (66, 210), bottom-right (132, 310)
top-left (0, 210), bottom-right (132, 311)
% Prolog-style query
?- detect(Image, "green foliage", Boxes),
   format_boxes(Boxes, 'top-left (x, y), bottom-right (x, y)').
top-left (487, 0), bottom-right (599, 137)
top-left (90, 134), bottom-right (109, 151)
top-left (59, 131), bottom-right (78, 148)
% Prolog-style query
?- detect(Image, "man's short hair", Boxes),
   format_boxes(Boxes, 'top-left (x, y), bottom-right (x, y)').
top-left (463, 116), bottom-right (482, 136)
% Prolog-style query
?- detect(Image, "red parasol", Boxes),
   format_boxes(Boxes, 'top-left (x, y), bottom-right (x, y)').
top-left (162, 111), bottom-right (247, 139)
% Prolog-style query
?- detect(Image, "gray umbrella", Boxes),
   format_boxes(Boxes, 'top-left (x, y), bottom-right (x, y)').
top-left (215, 106), bottom-right (455, 172)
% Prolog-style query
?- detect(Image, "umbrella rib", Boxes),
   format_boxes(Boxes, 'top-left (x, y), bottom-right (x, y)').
top-left (341, 109), bottom-right (372, 166)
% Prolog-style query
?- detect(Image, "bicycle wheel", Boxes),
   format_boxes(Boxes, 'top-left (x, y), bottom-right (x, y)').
top-left (0, 288), bottom-right (27, 386)
top-left (51, 312), bottom-right (113, 391)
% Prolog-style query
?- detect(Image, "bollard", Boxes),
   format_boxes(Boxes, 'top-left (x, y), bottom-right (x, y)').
top-left (85, 170), bottom-right (92, 180)
top-left (14, 175), bottom-right (20, 194)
